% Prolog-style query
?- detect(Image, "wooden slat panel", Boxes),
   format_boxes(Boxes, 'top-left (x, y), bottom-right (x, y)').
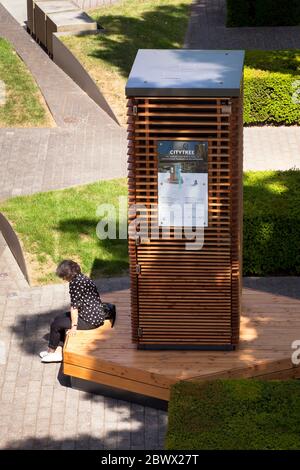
top-left (127, 96), bottom-right (243, 347)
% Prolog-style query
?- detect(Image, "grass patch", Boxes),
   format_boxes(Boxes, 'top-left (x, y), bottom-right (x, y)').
top-left (0, 171), bottom-right (299, 284)
top-left (0, 37), bottom-right (53, 127)
top-left (61, 0), bottom-right (192, 127)
top-left (0, 179), bottom-right (128, 284)
top-left (167, 379), bottom-right (300, 450)
top-left (62, 6), bottom-right (300, 127)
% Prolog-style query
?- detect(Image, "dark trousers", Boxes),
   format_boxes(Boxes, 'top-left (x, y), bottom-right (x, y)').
top-left (49, 311), bottom-right (100, 350)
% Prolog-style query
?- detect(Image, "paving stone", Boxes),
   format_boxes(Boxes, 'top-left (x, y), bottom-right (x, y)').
top-left (185, 0), bottom-right (300, 50)
top-left (0, 5), bottom-right (127, 201)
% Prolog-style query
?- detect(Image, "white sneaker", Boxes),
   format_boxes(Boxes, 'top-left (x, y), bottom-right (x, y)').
top-left (41, 351), bottom-right (63, 363)
top-left (39, 350), bottom-right (49, 358)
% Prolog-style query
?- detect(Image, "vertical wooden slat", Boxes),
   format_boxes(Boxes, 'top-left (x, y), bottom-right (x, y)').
top-left (127, 98), bottom-right (139, 342)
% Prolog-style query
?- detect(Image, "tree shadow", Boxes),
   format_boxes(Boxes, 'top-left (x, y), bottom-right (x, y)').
top-left (245, 50), bottom-right (300, 75)
top-left (2, 420), bottom-right (167, 450)
top-left (243, 276), bottom-right (300, 300)
top-left (79, 3), bottom-right (300, 78)
top-left (86, 3), bottom-right (192, 79)
top-left (2, 396), bottom-right (168, 450)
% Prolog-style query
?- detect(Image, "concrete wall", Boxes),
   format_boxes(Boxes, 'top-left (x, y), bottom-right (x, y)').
top-left (0, 213), bottom-right (29, 284)
top-left (52, 32), bottom-right (119, 125)
top-left (75, 0), bottom-right (120, 9)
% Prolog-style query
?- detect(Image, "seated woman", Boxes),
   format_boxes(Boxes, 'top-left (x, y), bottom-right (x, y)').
top-left (40, 259), bottom-right (116, 363)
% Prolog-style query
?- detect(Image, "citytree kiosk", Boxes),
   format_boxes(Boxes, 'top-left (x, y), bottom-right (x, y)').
top-left (126, 50), bottom-right (244, 350)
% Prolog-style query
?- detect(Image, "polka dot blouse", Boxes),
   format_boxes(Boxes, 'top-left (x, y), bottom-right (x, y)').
top-left (69, 273), bottom-right (105, 326)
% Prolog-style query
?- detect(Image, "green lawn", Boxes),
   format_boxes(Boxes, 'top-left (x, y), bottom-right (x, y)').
top-left (0, 37), bottom-right (53, 127)
top-left (0, 170), bottom-right (299, 285)
top-left (0, 179), bottom-right (128, 285)
top-left (61, 0), bottom-right (192, 127)
top-left (167, 379), bottom-right (300, 449)
top-left (62, 2), bottom-right (300, 126)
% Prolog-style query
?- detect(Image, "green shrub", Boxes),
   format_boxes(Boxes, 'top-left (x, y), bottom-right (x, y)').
top-left (243, 215), bottom-right (300, 275)
top-left (226, 0), bottom-right (254, 27)
top-left (167, 379), bottom-right (300, 450)
top-left (244, 50), bottom-right (300, 126)
top-left (255, 0), bottom-right (300, 26)
top-left (227, 0), bottom-right (300, 27)
top-left (243, 170), bottom-right (300, 275)
top-left (244, 69), bottom-right (300, 125)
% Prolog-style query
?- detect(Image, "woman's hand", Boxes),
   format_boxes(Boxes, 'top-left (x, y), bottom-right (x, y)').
top-left (66, 326), bottom-right (77, 337)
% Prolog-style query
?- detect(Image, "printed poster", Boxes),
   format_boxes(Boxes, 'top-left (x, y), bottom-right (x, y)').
top-left (157, 141), bottom-right (208, 227)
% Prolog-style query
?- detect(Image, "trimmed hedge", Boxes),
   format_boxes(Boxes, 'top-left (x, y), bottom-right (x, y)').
top-left (167, 379), bottom-right (300, 450)
top-left (227, 0), bottom-right (300, 27)
top-left (227, 0), bottom-right (254, 27)
top-left (244, 50), bottom-right (300, 126)
top-left (244, 70), bottom-right (300, 125)
top-left (243, 170), bottom-right (300, 275)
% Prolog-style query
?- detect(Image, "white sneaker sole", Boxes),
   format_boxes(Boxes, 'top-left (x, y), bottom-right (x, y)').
top-left (41, 354), bottom-right (63, 363)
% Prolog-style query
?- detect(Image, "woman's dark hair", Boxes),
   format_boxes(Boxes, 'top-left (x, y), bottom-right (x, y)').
top-left (56, 260), bottom-right (81, 281)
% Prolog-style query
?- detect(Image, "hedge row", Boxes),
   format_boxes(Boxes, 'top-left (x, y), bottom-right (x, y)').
top-left (244, 69), bottom-right (300, 125)
top-left (244, 50), bottom-right (300, 126)
top-left (167, 380), bottom-right (300, 449)
top-left (243, 170), bottom-right (300, 276)
top-left (227, 0), bottom-right (300, 27)
top-left (243, 215), bottom-right (300, 275)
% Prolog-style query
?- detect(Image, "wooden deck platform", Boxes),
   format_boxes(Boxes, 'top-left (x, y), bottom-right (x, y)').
top-left (63, 286), bottom-right (300, 401)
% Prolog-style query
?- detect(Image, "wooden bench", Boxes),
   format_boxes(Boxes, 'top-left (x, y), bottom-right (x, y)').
top-left (63, 287), bottom-right (300, 402)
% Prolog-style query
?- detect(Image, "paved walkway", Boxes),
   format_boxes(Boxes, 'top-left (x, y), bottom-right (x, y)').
top-left (0, 5), bottom-right (127, 200)
top-left (244, 127), bottom-right (300, 171)
top-left (0, 233), bottom-right (167, 449)
top-left (0, 0), bottom-right (119, 26)
top-left (185, 0), bottom-right (300, 49)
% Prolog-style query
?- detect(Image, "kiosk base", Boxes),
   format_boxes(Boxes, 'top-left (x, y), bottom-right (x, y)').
top-left (63, 286), bottom-right (300, 403)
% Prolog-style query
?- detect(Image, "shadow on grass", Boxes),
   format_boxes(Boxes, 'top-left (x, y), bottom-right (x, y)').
top-left (87, 2), bottom-right (192, 78)
top-left (76, 4), bottom-right (300, 79)
top-left (245, 50), bottom-right (300, 74)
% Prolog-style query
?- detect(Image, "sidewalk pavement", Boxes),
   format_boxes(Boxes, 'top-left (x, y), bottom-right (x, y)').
top-left (185, 0), bottom-right (300, 49)
top-left (0, 233), bottom-right (168, 450)
top-left (0, 5), bottom-right (127, 200)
